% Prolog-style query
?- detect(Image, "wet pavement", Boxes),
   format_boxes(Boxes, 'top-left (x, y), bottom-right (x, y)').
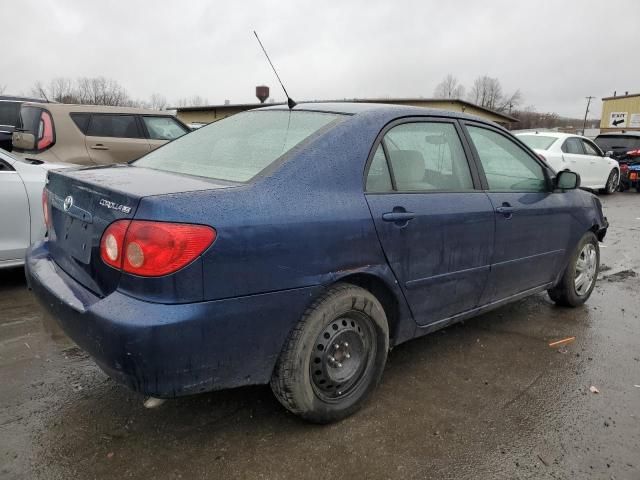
top-left (1, 193), bottom-right (639, 480)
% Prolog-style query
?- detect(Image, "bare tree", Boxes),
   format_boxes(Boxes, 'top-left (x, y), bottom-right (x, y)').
top-left (148, 93), bottom-right (168, 110)
top-left (76, 77), bottom-right (130, 106)
top-left (433, 74), bottom-right (465, 99)
top-left (175, 95), bottom-right (209, 107)
top-left (468, 75), bottom-right (521, 113)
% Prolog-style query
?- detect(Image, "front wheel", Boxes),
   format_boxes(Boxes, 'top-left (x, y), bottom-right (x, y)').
top-left (548, 232), bottom-right (599, 307)
top-left (601, 169), bottom-right (619, 195)
top-left (270, 283), bottom-right (389, 423)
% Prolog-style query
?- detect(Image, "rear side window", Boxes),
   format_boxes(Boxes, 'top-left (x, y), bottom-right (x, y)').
top-left (0, 102), bottom-right (20, 126)
top-left (383, 122), bottom-right (473, 191)
top-left (142, 116), bottom-right (188, 140)
top-left (468, 126), bottom-right (546, 192)
top-left (581, 139), bottom-right (600, 156)
top-left (70, 113), bottom-right (90, 134)
top-left (366, 145), bottom-right (393, 192)
top-left (87, 114), bottom-right (142, 138)
top-left (561, 137), bottom-right (584, 154)
top-left (135, 110), bottom-right (344, 182)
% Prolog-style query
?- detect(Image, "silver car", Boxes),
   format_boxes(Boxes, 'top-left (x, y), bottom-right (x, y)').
top-left (0, 148), bottom-right (70, 268)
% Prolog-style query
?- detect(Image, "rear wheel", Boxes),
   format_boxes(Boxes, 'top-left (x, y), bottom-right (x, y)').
top-left (548, 232), bottom-right (599, 307)
top-left (601, 169), bottom-right (619, 194)
top-left (270, 283), bottom-right (389, 423)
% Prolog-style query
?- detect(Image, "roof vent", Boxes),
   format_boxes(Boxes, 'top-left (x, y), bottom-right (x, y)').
top-left (256, 85), bottom-right (269, 104)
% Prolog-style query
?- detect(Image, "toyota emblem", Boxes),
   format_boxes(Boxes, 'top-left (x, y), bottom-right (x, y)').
top-left (63, 196), bottom-right (74, 212)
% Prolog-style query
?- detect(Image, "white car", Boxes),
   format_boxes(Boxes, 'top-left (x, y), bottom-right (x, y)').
top-left (0, 148), bottom-right (70, 268)
top-left (516, 132), bottom-right (620, 194)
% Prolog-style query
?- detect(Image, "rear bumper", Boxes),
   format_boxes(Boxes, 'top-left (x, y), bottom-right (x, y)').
top-left (26, 242), bottom-right (321, 398)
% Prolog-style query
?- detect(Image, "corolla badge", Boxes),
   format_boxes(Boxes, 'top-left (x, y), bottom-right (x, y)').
top-left (99, 199), bottom-right (132, 214)
top-left (63, 196), bottom-right (74, 211)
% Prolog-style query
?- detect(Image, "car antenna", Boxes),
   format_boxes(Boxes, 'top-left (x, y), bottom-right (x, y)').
top-left (253, 30), bottom-right (296, 110)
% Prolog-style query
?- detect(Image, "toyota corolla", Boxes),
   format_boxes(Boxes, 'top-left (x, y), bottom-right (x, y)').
top-left (26, 103), bottom-right (607, 423)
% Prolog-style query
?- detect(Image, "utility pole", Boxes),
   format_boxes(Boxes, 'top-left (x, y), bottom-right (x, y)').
top-left (582, 96), bottom-right (595, 134)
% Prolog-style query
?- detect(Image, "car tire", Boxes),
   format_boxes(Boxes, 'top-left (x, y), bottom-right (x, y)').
top-left (548, 232), bottom-right (599, 307)
top-left (600, 169), bottom-right (619, 195)
top-left (270, 283), bottom-right (389, 423)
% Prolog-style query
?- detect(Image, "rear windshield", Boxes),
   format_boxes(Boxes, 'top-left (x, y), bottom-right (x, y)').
top-left (134, 110), bottom-right (344, 182)
top-left (594, 135), bottom-right (640, 151)
top-left (517, 135), bottom-right (557, 151)
top-left (18, 106), bottom-right (42, 133)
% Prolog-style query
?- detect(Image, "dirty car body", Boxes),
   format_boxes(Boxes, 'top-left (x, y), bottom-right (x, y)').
top-left (26, 103), bottom-right (607, 414)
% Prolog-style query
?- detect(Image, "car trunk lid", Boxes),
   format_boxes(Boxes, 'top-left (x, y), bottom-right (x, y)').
top-left (45, 164), bottom-right (236, 297)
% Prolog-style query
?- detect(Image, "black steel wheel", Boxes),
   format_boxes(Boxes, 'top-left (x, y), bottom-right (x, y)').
top-left (271, 283), bottom-right (389, 423)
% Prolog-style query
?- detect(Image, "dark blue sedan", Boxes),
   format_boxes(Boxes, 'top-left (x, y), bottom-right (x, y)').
top-left (26, 103), bottom-right (607, 423)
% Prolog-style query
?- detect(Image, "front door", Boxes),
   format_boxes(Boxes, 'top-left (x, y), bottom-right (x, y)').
top-left (365, 119), bottom-right (495, 325)
top-left (464, 123), bottom-right (572, 303)
top-left (85, 114), bottom-right (151, 164)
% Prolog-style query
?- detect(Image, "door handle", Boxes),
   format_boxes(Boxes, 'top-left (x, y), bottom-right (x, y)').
top-left (382, 212), bottom-right (416, 222)
top-left (90, 144), bottom-right (109, 150)
top-left (495, 203), bottom-right (514, 216)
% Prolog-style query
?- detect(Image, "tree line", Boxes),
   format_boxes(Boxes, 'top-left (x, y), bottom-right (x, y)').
top-left (27, 76), bottom-right (207, 110)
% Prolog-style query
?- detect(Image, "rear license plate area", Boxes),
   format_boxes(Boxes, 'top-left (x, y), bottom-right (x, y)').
top-left (53, 210), bottom-right (93, 264)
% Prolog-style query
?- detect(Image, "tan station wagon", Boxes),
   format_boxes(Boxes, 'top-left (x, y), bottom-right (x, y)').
top-left (12, 103), bottom-right (189, 165)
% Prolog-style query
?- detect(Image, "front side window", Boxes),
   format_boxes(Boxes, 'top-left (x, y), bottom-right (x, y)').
top-left (562, 137), bottom-right (584, 154)
top-left (142, 116), bottom-right (188, 140)
top-left (382, 122), bottom-right (473, 191)
top-left (87, 115), bottom-right (142, 138)
top-left (135, 110), bottom-right (344, 182)
top-left (468, 126), bottom-right (547, 192)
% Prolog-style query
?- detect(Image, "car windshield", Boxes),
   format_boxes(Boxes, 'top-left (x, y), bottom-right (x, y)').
top-left (134, 110), bottom-right (345, 182)
top-left (594, 135), bottom-right (640, 151)
top-left (517, 135), bottom-right (557, 151)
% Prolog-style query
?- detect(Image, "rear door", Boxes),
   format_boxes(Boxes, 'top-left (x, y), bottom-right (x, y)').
top-left (365, 118), bottom-right (495, 325)
top-left (0, 157), bottom-right (30, 262)
top-left (85, 114), bottom-right (151, 164)
top-left (140, 115), bottom-right (189, 152)
top-left (463, 122), bottom-right (572, 302)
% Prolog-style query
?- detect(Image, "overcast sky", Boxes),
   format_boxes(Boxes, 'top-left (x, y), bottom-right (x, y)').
top-left (3, 0), bottom-right (638, 118)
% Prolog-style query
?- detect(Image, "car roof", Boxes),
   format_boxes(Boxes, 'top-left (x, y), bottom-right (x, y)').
top-left (515, 131), bottom-right (581, 140)
top-left (254, 101), bottom-right (495, 124)
top-left (596, 131), bottom-right (640, 137)
top-left (20, 102), bottom-right (171, 116)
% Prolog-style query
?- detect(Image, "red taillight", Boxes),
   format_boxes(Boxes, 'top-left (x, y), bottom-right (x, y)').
top-left (100, 220), bottom-right (129, 270)
top-left (626, 149), bottom-right (640, 157)
top-left (100, 220), bottom-right (216, 277)
top-left (42, 188), bottom-right (50, 228)
top-left (37, 111), bottom-right (54, 150)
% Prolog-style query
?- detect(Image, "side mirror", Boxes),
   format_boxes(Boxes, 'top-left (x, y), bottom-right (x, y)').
top-left (12, 132), bottom-right (36, 150)
top-left (605, 150), bottom-right (614, 157)
top-left (555, 170), bottom-right (580, 190)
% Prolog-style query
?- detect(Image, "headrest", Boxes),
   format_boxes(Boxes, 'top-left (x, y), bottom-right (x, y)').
top-left (390, 150), bottom-right (425, 186)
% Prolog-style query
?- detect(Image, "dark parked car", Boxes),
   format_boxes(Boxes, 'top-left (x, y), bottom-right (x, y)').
top-left (27, 103), bottom-right (608, 423)
top-left (594, 132), bottom-right (640, 191)
top-left (0, 95), bottom-right (48, 151)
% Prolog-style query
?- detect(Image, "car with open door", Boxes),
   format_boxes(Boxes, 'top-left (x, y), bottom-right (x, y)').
top-left (516, 131), bottom-right (620, 194)
top-left (26, 103), bottom-right (607, 423)
top-left (0, 148), bottom-right (70, 269)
